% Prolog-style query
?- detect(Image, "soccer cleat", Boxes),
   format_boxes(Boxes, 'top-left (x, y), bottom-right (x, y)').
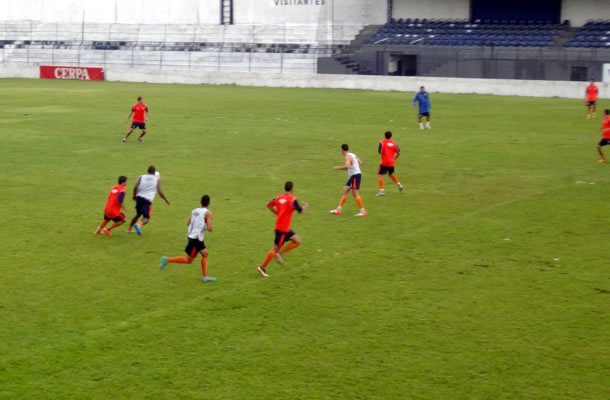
top-left (376, 191), bottom-right (385, 197)
top-left (275, 252), bottom-right (285, 265)
top-left (330, 209), bottom-right (342, 215)
top-left (355, 211), bottom-right (368, 217)
top-left (93, 230), bottom-right (102, 235)
top-left (201, 276), bottom-right (216, 282)
top-left (122, 138), bottom-right (127, 143)
top-left (138, 138), bottom-right (143, 143)
top-left (419, 123), bottom-right (424, 130)
top-left (587, 114), bottom-right (592, 119)
top-left (257, 266), bottom-right (269, 277)
top-left (160, 256), bottom-right (168, 271)
top-left (598, 159), bottom-right (607, 163)
top-left (398, 183), bottom-right (404, 192)
top-left (134, 224), bottom-right (142, 236)
top-left (103, 228), bottom-right (112, 236)
top-left (127, 229), bottom-right (135, 233)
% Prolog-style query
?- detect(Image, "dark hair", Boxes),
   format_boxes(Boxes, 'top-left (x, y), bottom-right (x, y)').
top-left (420, 86), bottom-right (425, 89)
top-left (605, 109), bottom-right (610, 115)
top-left (285, 181), bottom-right (294, 192)
top-left (118, 175), bottom-right (127, 184)
top-left (385, 131), bottom-right (392, 139)
top-left (201, 195), bottom-right (210, 207)
top-left (341, 144), bottom-right (349, 151)
top-left (137, 96), bottom-right (143, 101)
top-left (147, 165), bottom-right (156, 174)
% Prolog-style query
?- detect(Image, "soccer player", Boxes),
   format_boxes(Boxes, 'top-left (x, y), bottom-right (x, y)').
top-left (94, 176), bottom-right (128, 236)
top-left (596, 109), bottom-right (610, 163)
top-left (330, 144), bottom-right (368, 216)
top-left (586, 79), bottom-right (599, 119)
top-left (257, 181), bottom-right (309, 277)
top-left (413, 86), bottom-right (431, 130)
top-left (128, 165), bottom-right (170, 235)
top-left (160, 195), bottom-right (216, 282)
top-left (122, 96), bottom-right (149, 143)
top-left (376, 131), bottom-right (404, 196)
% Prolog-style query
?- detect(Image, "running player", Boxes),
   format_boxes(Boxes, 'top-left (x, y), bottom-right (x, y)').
top-left (413, 86), bottom-right (431, 130)
top-left (94, 176), bottom-right (128, 236)
top-left (330, 144), bottom-right (368, 216)
top-left (257, 181), bottom-right (309, 277)
top-left (122, 96), bottom-right (149, 143)
top-left (160, 195), bottom-right (216, 282)
top-left (596, 109), bottom-right (610, 163)
top-left (128, 165), bottom-right (170, 235)
top-left (586, 79), bottom-right (599, 119)
top-left (376, 131), bottom-right (404, 196)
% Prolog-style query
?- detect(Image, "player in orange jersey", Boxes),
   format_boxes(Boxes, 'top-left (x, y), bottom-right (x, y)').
top-left (94, 176), bottom-right (128, 236)
top-left (122, 96), bottom-right (149, 143)
top-left (257, 181), bottom-right (308, 277)
top-left (376, 131), bottom-right (404, 196)
top-left (596, 109), bottom-right (610, 163)
top-left (585, 79), bottom-right (599, 119)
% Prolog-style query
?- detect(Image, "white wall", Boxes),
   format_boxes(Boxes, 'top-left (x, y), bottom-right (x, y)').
top-left (0, 0), bottom-right (220, 24)
top-left (561, 0), bottom-right (610, 27)
top-left (233, 0), bottom-right (386, 26)
top-left (392, 0), bottom-right (470, 20)
top-left (3, 64), bottom-right (607, 100)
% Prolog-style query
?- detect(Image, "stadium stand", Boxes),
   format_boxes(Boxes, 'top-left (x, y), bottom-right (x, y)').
top-left (364, 19), bottom-right (571, 47)
top-left (0, 21), bottom-right (364, 74)
top-left (565, 20), bottom-right (610, 48)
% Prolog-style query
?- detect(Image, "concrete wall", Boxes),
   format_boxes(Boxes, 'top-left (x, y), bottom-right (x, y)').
top-left (561, 0), bottom-right (610, 27)
top-left (0, 0), bottom-right (220, 24)
top-left (392, 0), bottom-right (470, 20)
top-left (233, 0), bottom-right (386, 25)
top-left (2, 64), bottom-right (608, 99)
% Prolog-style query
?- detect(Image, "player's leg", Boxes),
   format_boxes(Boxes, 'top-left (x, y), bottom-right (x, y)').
top-left (135, 201), bottom-right (151, 235)
top-left (104, 214), bottom-right (126, 236)
top-left (377, 165), bottom-right (385, 196)
top-left (330, 186), bottom-right (350, 214)
top-left (258, 237), bottom-right (281, 277)
top-left (592, 103), bottom-right (597, 119)
top-left (388, 168), bottom-right (403, 192)
top-left (587, 104), bottom-right (592, 119)
top-left (200, 248), bottom-right (216, 282)
top-left (426, 113), bottom-right (431, 129)
top-left (280, 233), bottom-right (301, 255)
top-left (123, 125), bottom-right (135, 142)
top-left (598, 141), bottom-right (607, 163)
top-left (352, 175), bottom-right (367, 216)
top-left (137, 126), bottom-right (147, 142)
top-left (94, 216), bottom-right (110, 234)
top-left (128, 211), bottom-right (142, 233)
top-left (161, 240), bottom-right (197, 270)
top-left (418, 114), bottom-right (424, 130)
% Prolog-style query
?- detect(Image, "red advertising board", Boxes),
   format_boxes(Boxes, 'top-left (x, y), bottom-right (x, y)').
top-left (40, 65), bottom-right (104, 81)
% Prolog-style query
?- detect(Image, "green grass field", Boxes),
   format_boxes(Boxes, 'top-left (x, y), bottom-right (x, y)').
top-left (1, 78), bottom-right (609, 399)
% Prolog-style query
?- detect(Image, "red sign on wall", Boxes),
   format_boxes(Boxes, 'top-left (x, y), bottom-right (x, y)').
top-left (40, 66), bottom-right (105, 81)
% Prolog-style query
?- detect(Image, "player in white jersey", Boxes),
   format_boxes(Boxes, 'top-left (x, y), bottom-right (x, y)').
top-left (128, 165), bottom-right (170, 235)
top-left (159, 195), bottom-right (216, 282)
top-left (330, 144), bottom-right (368, 216)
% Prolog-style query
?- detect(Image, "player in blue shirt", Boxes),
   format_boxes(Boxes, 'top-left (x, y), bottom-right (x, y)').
top-left (413, 86), bottom-right (432, 130)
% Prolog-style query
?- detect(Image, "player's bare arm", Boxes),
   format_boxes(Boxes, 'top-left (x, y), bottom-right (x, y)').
top-left (145, 110), bottom-right (149, 122)
top-left (156, 181), bottom-right (170, 205)
top-left (267, 203), bottom-right (278, 215)
top-left (125, 110), bottom-right (134, 123)
top-left (186, 216), bottom-right (192, 226)
top-left (205, 211), bottom-right (213, 232)
top-left (334, 155), bottom-right (353, 171)
top-left (132, 177), bottom-right (141, 200)
top-left (358, 157), bottom-right (363, 166)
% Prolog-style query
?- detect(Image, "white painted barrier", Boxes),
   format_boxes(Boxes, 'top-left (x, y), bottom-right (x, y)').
top-left (1, 64), bottom-right (608, 99)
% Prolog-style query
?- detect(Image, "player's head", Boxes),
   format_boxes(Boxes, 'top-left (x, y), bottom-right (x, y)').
top-left (147, 165), bottom-right (156, 174)
top-left (284, 181), bottom-right (294, 193)
top-left (341, 144), bottom-right (349, 154)
top-left (420, 86), bottom-right (425, 93)
top-left (137, 96), bottom-right (143, 104)
top-left (118, 175), bottom-right (127, 186)
top-left (590, 79), bottom-right (595, 84)
top-left (385, 131), bottom-right (392, 139)
top-left (605, 109), bottom-right (610, 116)
top-left (201, 195), bottom-right (210, 207)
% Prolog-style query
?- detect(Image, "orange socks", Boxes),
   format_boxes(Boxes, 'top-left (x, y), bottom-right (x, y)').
top-left (339, 195), bottom-right (347, 208)
top-left (281, 242), bottom-right (299, 254)
top-left (201, 257), bottom-right (208, 276)
top-left (378, 176), bottom-right (384, 190)
top-left (390, 175), bottom-right (400, 184)
top-left (168, 257), bottom-right (190, 264)
top-left (261, 250), bottom-right (275, 268)
top-left (98, 220), bottom-right (108, 229)
top-left (355, 196), bottom-right (364, 209)
top-left (110, 221), bottom-right (124, 230)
